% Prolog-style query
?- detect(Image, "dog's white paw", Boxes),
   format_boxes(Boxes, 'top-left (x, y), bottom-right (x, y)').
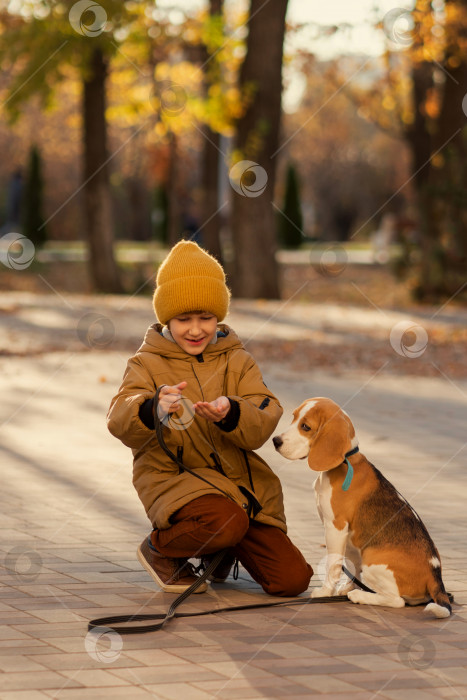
top-left (348, 589), bottom-right (365, 604)
top-left (311, 586), bottom-right (334, 598)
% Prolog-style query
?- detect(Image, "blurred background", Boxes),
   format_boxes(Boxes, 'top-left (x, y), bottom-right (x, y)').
top-left (0, 0), bottom-right (466, 306)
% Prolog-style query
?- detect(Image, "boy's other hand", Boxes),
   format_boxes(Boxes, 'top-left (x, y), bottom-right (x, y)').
top-left (157, 382), bottom-right (187, 418)
top-left (193, 396), bottom-right (230, 422)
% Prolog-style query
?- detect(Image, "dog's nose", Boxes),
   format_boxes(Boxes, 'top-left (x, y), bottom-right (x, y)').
top-left (272, 436), bottom-right (283, 449)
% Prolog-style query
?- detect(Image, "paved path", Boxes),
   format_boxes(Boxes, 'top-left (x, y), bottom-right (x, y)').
top-left (1, 294), bottom-right (466, 699)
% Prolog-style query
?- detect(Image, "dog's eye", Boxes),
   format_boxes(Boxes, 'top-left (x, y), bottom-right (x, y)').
top-left (300, 423), bottom-right (311, 432)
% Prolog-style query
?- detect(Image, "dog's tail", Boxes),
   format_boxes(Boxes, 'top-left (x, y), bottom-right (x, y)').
top-left (425, 561), bottom-right (451, 618)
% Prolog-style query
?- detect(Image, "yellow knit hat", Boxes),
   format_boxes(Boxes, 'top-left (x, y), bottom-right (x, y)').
top-left (153, 241), bottom-right (231, 324)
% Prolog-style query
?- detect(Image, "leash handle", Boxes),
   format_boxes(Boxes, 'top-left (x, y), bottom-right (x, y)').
top-left (88, 550), bottom-right (226, 635)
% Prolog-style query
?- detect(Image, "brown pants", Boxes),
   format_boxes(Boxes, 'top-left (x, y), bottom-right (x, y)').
top-left (151, 494), bottom-right (313, 597)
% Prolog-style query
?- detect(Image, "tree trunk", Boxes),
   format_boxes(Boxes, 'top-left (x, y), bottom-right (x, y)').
top-left (128, 177), bottom-right (151, 241)
top-left (167, 132), bottom-right (182, 246)
top-left (83, 47), bottom-right (122, 293)
top-left (407, 61), bottom-right (433, 192)
top-left (230, 0), bottom-right (288, 298)
top-left (432, 0), bottom-right (467, 281)
top-left (406, 60), bottom-right (438, 297)
top-left (409, 0), bottom-right (467, 299)
top-left (200, 124), bottom-right (223, 260)
top-left (199, 0), bottom-right (223, 261)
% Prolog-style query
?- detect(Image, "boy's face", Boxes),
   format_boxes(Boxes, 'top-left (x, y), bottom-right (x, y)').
top-left (168, 312), bottom-right (218, 355)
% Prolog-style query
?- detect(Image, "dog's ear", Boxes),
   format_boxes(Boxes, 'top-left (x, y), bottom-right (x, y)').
top-left (307, 407), bottom-right (354, 472)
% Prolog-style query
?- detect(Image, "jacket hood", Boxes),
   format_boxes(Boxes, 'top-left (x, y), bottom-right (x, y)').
top-left (139, 323), bottom-right (244, 361)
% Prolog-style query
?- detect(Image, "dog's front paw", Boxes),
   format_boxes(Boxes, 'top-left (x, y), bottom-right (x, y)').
top-left (311, 586), bottom-right (334, 598)
top-left (348, 589), bottom-right (365, 604)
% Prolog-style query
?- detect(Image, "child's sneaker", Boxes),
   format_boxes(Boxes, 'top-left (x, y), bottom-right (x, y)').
top-left (137, 537), bottom-right (208, 593)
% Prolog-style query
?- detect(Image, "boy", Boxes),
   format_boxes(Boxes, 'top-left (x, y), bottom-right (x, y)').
top-left (107, 241), bottom-right (312, 596)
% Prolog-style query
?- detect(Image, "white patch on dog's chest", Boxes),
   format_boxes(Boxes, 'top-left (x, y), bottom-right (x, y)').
top-left (314, 472), bottom-right (335, 521)
top-left (314, 472), bottom-right (346, 539)
top-left (315, 472), bottom-right (363, 584)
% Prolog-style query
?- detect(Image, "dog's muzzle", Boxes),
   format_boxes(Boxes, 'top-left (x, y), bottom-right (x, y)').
top-left (272, 436), bottom-right (283, 450)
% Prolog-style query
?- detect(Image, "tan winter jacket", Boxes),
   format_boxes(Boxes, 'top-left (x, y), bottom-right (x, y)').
top-left (107, 324), bottom-right (286, 532)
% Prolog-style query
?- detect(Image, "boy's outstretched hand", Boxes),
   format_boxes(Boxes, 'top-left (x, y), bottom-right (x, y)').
top-left (193, 396), bottom-right (230, 422)
top-left (157, 381), bottom-right (188, 418)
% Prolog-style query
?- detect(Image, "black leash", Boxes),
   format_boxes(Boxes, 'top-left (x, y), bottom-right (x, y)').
top-left (87, 387), bottom-right (376, 636)
top-left (88, 595), bottom-right (350, 635)
top-left (88, 545), bottom-right (349, 635)
top-left (342, 565), bottom-right (375, 593)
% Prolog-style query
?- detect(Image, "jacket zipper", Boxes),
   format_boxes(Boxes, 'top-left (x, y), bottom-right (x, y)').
top-left (177, 446), bottom-right (184, 475)
top-left (210, 452), bottom-right (226, 476)
top-left (191, 363), bottom-right (217, 454)
top-left (191, 363), bottom-right (204, 398)
top-left (191, 363), bottom-right (240, 481)
top-left (241, 448), bottom-right (255, 492)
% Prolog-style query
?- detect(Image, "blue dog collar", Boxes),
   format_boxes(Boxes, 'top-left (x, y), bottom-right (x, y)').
top-left (342, 446), bottom-right (359, 491)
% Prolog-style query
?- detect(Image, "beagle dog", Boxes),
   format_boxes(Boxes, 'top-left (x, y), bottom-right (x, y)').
top-left (273, 397), bottom-right (451, 618)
